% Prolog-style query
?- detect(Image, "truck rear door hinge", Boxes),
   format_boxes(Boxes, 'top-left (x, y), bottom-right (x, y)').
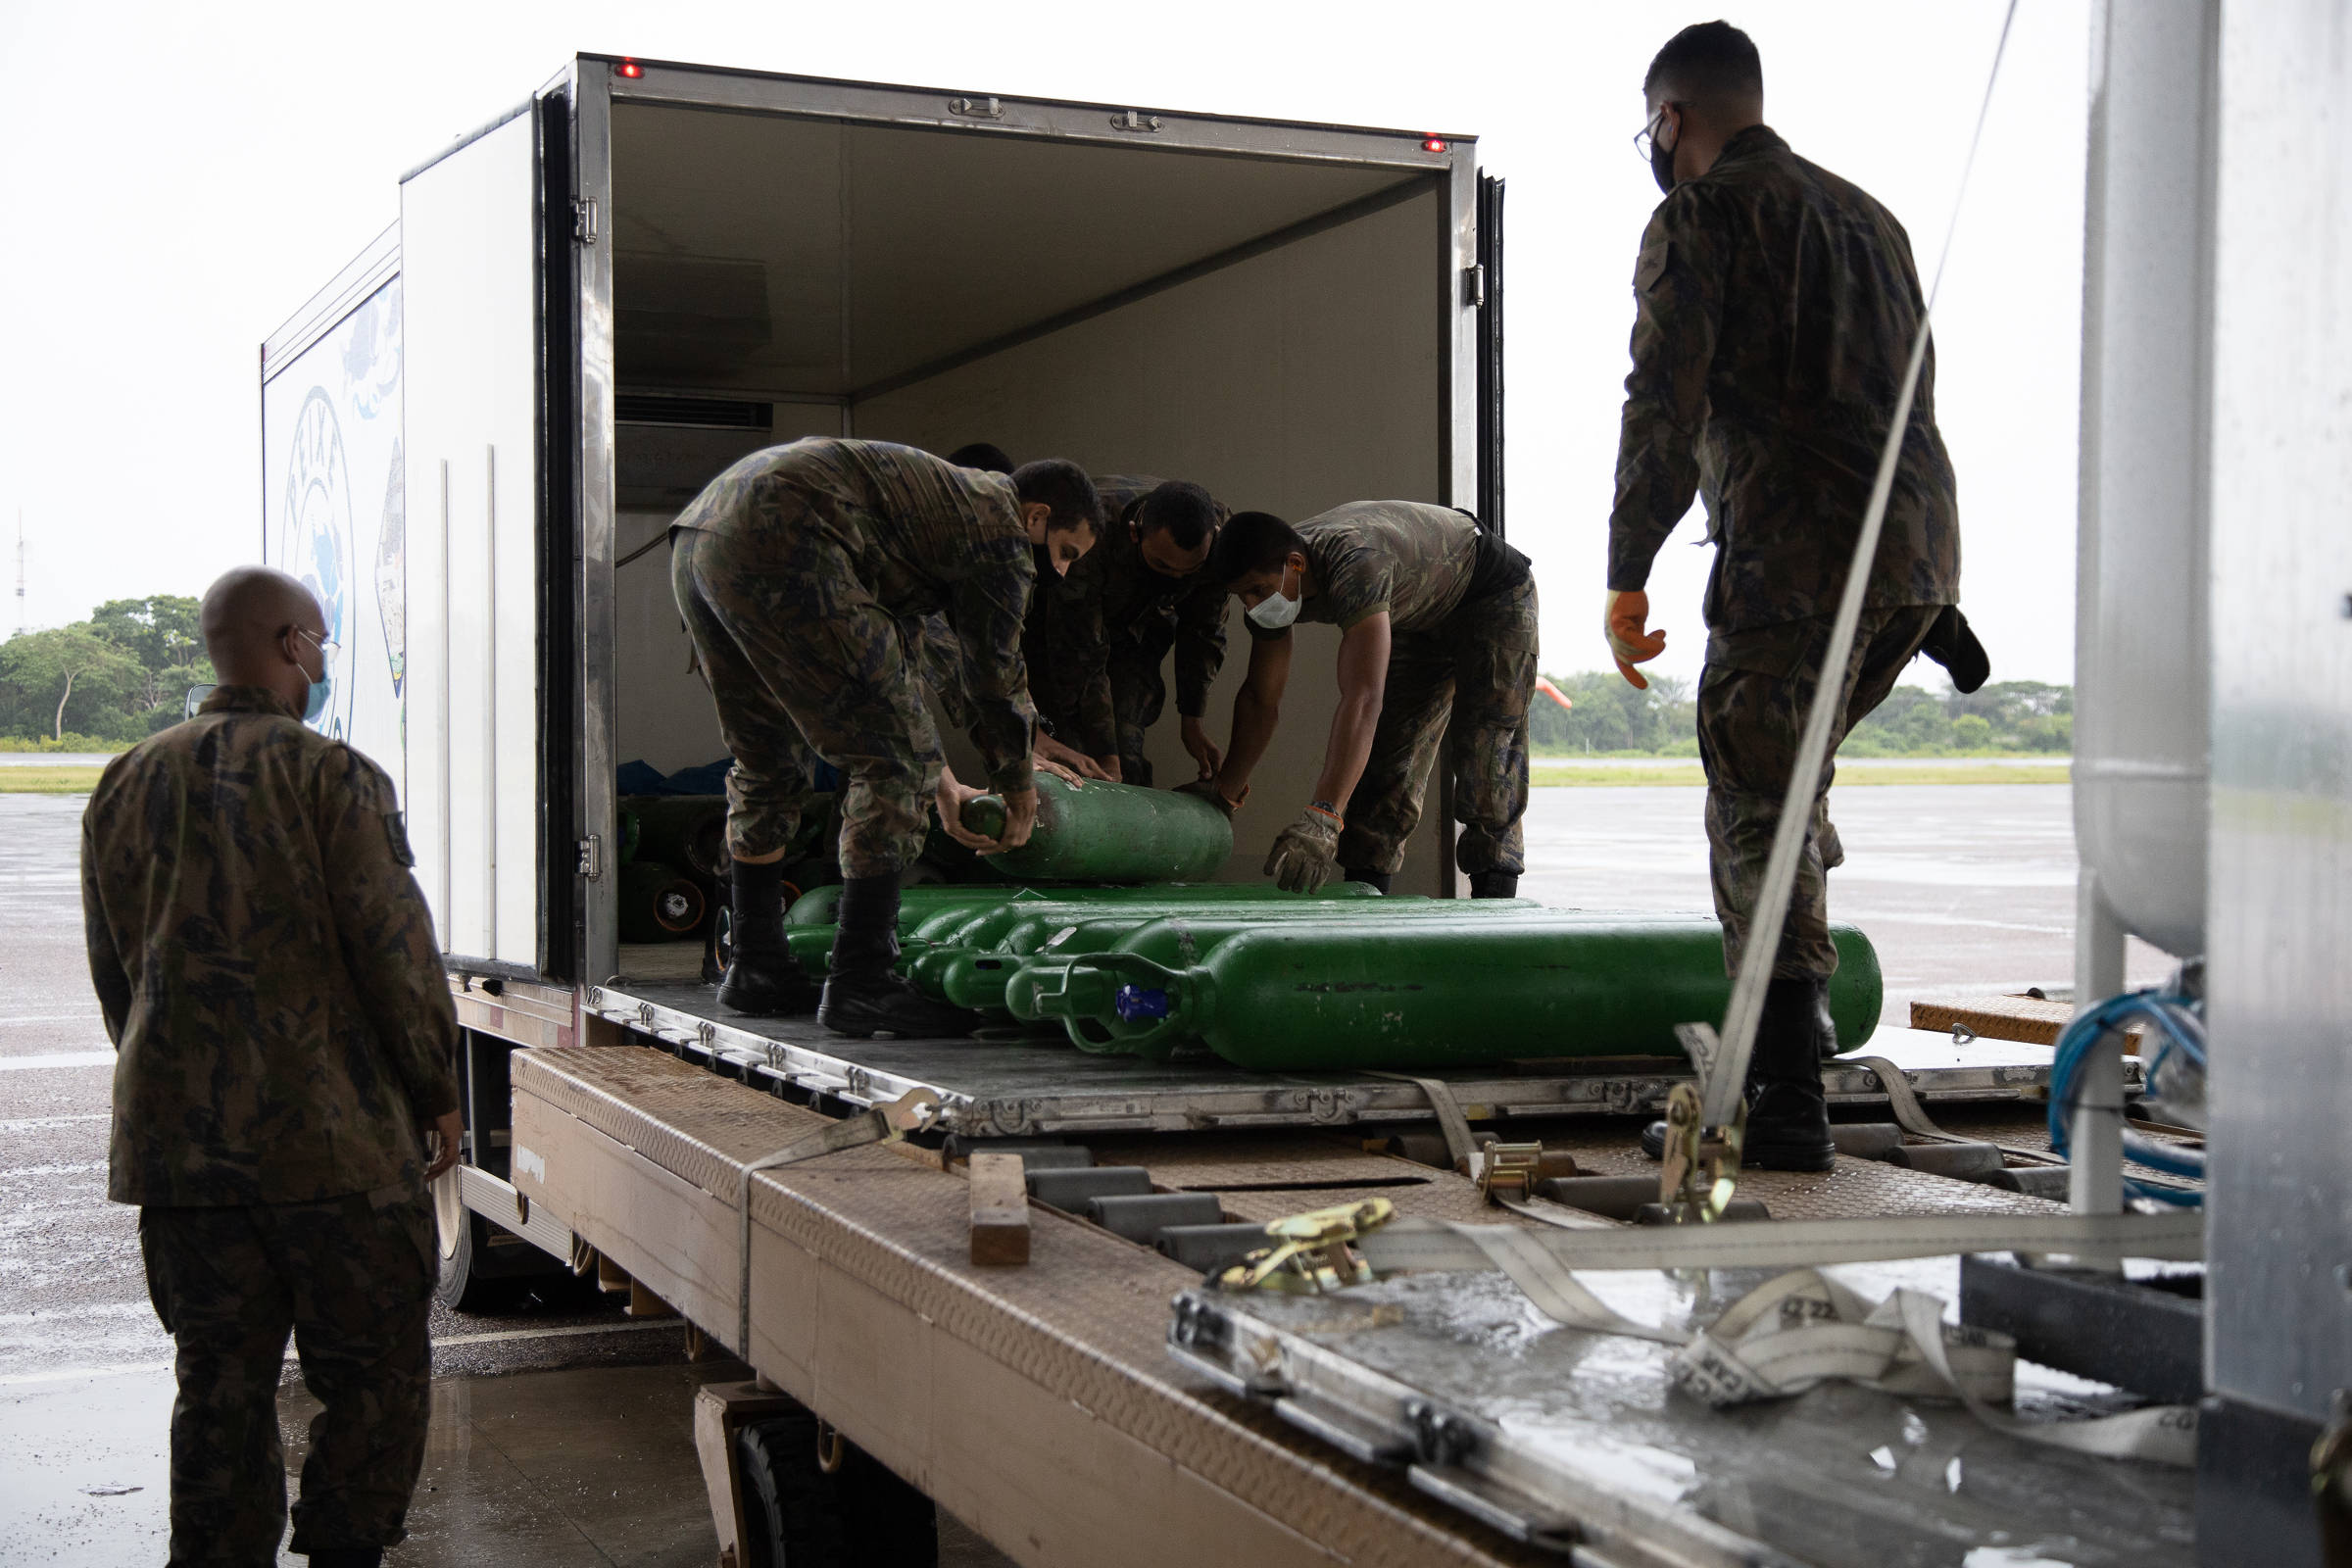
top-left (572, 198), bottom-right (599, 245)
top-left (577, 835), bottom-right (603, 878)
top-left (1109, 109), bottom-right (1162, 133)
top-left (948, 95), bottom-right (1004, 121)
top-left (1461, 264), bottom-right (1487, 309)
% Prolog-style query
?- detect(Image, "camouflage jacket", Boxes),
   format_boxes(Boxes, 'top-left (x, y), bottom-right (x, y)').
top-left (1036, 475), bottom-right (1230, 758)
top-left (1608, 125), bottom-right (1960, 634)
top-left (678, 438), bottom-right (1039, 791)
top-left (80, 687), bottom-right (459, 1206)
top-left (1250, 501), bottom-right (1485, 641)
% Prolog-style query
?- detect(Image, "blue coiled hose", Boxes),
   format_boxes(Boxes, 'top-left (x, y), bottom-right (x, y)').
top-left (2047, 985), bottom-right (2207, 1206)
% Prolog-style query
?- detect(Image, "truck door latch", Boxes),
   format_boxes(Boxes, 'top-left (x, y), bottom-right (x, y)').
top-left (572, 198), bottom-right (599, 245)
top-left (577, 835), bottom-right (603, 879)
top-left (1461, 264), bottom-right (1487, 309)
top-left (1109, 109), bottom-right (1162, 133)
top-left (948, 96), bottom-right (1004, 120)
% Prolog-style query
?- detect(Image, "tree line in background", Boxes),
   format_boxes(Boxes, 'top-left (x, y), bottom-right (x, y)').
top-left (0, 596), bottom-right (2073, 759)
top-left (0, 598), bottom-right (216, 749)
top-left (1531, 671), bottom-right (2072, 758)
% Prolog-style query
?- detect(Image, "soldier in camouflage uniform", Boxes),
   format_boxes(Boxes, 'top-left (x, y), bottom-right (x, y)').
top-left (670, 438), bottom-right (1100, 1036)
top-left (1198, 502), bottom-right (1536, 898)
top-left (1035, 478), bottom-right (1230, 786)
top-left (1608, 23), bottom-right (1962, 1170)
top-left (905, 445), bottom-right (1116, 786)
top-left (80, 566), bottom-right (462, 1568)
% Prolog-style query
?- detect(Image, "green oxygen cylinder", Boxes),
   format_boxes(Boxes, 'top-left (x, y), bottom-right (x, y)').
top-left (900, 895), bottom-right (1481, 999)
top-left (627, 796), bottom-right (732, 881)
top-left (958, 775), bottom-right (1232, 882)
top-left (939, 900), bottom-right (1544, 1012)
top-left (784, 926), bottom-right (836, 974)
top-left (1011, 917), bottom-right (1884, 1066)
top-left (617, 860), bottom-right (708, 945)
top-left (893, 883), bottom-right (1387, 991)
top-left (785, 883), bottom-right (1019, 928)
top-left (1002, 908), bottom-right (1705, 1045)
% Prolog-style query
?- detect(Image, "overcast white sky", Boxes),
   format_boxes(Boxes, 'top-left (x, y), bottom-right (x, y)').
top-left (0, 0), bottom-right (2085, 688)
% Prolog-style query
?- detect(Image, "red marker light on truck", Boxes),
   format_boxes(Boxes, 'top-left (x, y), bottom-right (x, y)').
top-left (1422, 136), bottom-right (1447, 154)
top-left (617, 59), bottom-right (644, 78)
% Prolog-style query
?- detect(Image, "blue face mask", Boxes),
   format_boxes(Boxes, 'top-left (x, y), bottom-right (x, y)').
top-left (303, 673), bottom-right (329, 723)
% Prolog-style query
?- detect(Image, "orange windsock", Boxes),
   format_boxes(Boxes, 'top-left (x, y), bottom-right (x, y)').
top-left (1535, 676), bottom-right (1573, 712)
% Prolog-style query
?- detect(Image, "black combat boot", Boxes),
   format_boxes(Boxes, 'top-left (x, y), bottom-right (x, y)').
top-left (1344, 868), bottom-right (1393, 894)
top-left (817, 874), bottom-right (977, 1039)
top-left (1741, 977), bottom-right (1838, 1170)
top-left (1638, 977), bottom-right (1837, 1168)
top-left (1467, 869), bottom-right (1518, 900)
top-left (715, 858), bottom-right (821, 1017)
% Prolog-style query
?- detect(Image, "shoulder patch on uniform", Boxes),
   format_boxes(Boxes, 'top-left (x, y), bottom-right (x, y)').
top-left (385, 809), bottom-right (417, 868)
top-left (1636, 240), bottom-right (1673, 292)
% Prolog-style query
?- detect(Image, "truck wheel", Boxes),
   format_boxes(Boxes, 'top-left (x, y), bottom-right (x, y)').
top-left (736, 1410), bottom-right (937, 1568)
top-left (434, 1175), bottom-right (525, 1314)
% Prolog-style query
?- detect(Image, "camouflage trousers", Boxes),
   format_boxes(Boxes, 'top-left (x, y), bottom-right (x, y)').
top-left (139, 1186), bottom-right (434, 1565)
top-left (1339, 578), bottom-right (1537, 878)
top-left (1698, 605), bottom-right (1941, 979)
top-left (1104, 622), bottom-right (1179, 787)
top-left (673, 518), bottom-right (943, 877)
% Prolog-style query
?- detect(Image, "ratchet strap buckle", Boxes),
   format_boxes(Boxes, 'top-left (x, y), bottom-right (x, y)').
top-left (1474, 1142), bottom-right (1544, 1204)
top-left (1658, 1080), bottom-right (1744, 1225)
top-left (1215, 1198), bottom-right (1396, 1295)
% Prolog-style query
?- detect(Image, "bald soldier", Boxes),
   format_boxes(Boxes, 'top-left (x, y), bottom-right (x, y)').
top-left (1608, 23), bottom-right (1977, 1169)
top-left (1194, 503), bottom-right (1537, 897)
top-left (671, 438), bottom-right (1100, 1037)
top-left (81, 567), bottom-right (462, 1568)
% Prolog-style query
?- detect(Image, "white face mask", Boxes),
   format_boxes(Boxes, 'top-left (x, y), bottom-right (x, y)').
top-left (1247, 561), bottom-right (1301, 631)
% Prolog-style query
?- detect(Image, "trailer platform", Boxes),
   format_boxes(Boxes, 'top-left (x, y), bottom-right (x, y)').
top-left (509, 1040), bottom-right (2180, 1568)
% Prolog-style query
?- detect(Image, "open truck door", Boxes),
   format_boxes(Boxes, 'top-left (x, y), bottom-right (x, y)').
top-left (395, 95), bottom-right (579, 981)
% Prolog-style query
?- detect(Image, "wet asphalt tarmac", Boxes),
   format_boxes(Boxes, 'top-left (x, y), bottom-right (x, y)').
top-left (1, 783), bottom-right (2165, 1564)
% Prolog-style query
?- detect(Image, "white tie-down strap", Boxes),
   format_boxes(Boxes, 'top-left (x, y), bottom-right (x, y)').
top-left (1671, 1270), bottom-right (2015, 1406)
top-left (735, 1088), bottom-right (942, 1358)
top-left (1356, 1212), bottom-right (2200, 1466)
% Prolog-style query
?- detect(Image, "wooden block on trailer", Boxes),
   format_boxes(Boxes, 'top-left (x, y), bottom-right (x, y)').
top-left (1912, 993), bottom-right (2146, 1054)
top-left (968, 1152), bottom-right (1030, 1266)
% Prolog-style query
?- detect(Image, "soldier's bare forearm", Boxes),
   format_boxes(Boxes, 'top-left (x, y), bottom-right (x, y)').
top-left (1218, 635), bottom-right (1291, 792)
top-left (1314, 616), bottom-right (1389, 811)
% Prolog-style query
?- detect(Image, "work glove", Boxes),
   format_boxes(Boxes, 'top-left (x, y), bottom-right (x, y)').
top-left (1603, 590), bottom-right (1667, 690)
top-left (1264, 804), bottom-right (1343, 893)
top-left (1174, 778), bottom-right (1247, 818)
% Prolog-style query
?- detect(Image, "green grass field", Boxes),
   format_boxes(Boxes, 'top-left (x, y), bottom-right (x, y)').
top-left (0, 767), bottom-right (107, 795)
top-left (1532, 760), bottom-right (2071, 788)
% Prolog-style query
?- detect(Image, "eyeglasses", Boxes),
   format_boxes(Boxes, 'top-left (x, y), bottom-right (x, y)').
top-left (1634, 102), bottom-right (1686, 164)
top-left (285, 625), bottom-right (341, 662)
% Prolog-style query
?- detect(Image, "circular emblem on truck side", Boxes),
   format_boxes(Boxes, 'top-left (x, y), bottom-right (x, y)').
top-left (280, 388), bottom-right (355, 739)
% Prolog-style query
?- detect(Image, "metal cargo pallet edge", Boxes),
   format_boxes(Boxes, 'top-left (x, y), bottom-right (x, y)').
top-left (586, 981), bottom-right (2086, 1140)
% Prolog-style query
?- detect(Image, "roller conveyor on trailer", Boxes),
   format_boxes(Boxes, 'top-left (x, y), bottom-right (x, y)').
top-left (590, 973), bottom-right (2082, 1140)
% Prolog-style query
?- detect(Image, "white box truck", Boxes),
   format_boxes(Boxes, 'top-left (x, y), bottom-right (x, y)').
top-left (261, 53), bottom-right (1505, 994)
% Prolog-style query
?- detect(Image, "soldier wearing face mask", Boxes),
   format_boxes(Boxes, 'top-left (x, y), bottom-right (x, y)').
top-left (1608, 22), bottom-right (1972, 1172)
top-left (1188, 503), bottom-right (1536, 899)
